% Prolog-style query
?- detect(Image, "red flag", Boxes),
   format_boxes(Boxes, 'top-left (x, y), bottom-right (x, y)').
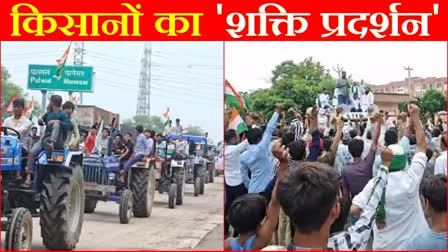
top-left (163, 107), bottom-right (170, 119)
top-left (3, 93), bottom-right (19, 114)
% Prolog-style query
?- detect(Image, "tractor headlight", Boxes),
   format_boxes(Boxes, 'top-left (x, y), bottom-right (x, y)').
top-left (1, 158), bottom-right (12, 165)
top-left (109, 173), bottom-right (116, 180)
top-left (51, 153), bottom-right (65, 163)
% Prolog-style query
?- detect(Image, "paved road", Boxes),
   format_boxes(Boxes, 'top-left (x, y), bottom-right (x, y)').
top-left (5, 177), bottom-right (223, 250)
top-left (195, 224), bottom-right (223, 250)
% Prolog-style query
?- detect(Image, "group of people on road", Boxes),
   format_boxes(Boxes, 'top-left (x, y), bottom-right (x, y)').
top-left (224, 99), bottom-right (447, 250)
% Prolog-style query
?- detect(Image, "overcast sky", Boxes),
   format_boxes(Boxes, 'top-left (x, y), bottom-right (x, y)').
top-left (1, 42), bottom-right (223, 143)
top-left (225, 42), bottom-right (447, 92)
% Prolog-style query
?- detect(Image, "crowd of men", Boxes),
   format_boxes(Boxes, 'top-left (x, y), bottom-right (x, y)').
top-left (2, 94), bottom-right (191, 186)
top-left (224, 100), bottom-right (446, 250)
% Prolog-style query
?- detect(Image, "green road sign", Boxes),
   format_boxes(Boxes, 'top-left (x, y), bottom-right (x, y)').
top-left (28, 64), bottom-right (94, 92)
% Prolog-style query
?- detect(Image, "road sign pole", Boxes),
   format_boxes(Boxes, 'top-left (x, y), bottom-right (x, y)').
top-left (40, 90), bottom-right (47, 134)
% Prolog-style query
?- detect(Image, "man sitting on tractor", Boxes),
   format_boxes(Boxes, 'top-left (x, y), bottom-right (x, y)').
top-left (175, 135), bottom-right (188, 156)
top-left (123, 125), bottom-right (150, 170)
top-left (2, 98), bottom-right (33, 181)
top-left (155, 133), bottom-right (166, 157)
top-left (24, 95), bottom-right (74, 187)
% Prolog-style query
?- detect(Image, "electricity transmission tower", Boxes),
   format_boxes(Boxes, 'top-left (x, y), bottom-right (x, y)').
top-left (73, 42), bottom-right (85, 104)
top-left (136, 42), bottom-right (152, 116)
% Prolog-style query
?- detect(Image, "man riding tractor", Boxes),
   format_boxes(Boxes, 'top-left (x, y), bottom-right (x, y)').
top-left (1, 95), bottom-right (85, 250)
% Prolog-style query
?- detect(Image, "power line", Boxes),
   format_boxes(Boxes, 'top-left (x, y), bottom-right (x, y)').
top-left (95, 77), bottom-right (219, 99)
top-left (151, 77), bottom-right (222, 89)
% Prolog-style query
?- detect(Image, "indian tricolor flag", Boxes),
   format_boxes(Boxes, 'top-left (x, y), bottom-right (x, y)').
top-left (55, 42), bottom-right (72, 78)
top-left (225, 80), bottom-right (246, 109)
top-left (229, 107), bottom-right (248, 135)
top-left (162, 107), bottom-right (170, 126)
top-left (22, 97), bottom-right (34, 118)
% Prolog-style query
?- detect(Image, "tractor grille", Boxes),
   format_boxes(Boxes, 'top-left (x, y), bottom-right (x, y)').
top-left (82, 156), bottom-right (112, 185)
top-left (82, 164), bottom-right (110, 185)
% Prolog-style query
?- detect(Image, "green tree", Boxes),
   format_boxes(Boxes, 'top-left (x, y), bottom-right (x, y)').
top-left (184, 126), bottom-right (204, 136)
top-left (247, 58), bottom-right (336, 116)
top-left (418, 89), bottom-right (447, 115)
top-left (132, 115), bottom-right (165, 133)
top-left (1, 65), bottom-right (42, 121)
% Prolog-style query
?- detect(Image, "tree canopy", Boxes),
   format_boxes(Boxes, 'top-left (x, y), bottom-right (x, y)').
top-left (121, 115), bottom-right (205, 136)
top-left (418, 89), bottom-right (447, 115)
top-left (245, 57), bottom-right (336, 116)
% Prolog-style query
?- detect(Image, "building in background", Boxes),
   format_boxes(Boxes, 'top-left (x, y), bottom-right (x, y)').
top-left (374, 76), bottom-right (447, 97)
top-left (373, 93), bottom-right (410, 114)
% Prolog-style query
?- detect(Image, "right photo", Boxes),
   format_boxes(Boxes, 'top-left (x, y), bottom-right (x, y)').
top-left (224, 42), bottom-right (447, 250)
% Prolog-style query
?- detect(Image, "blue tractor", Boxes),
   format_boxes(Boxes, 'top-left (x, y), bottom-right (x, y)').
top-left (167, 135), bottom-right (209, 197)
top-left (1, 127), bottom-right (85, 250)
top-left (81, 154), bottom-right (155, 223)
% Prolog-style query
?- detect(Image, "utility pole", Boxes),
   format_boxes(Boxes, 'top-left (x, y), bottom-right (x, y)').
top-left (136, 42), bottom-right (152, 116)
top-left (74, 42), bottom-right (85, 104)
top-left (404, 66), bottom-right (413, 98)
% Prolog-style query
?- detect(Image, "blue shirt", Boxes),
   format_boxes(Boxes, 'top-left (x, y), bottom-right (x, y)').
top-left (42, 110), bottom-right (73, 134)
top-left (134, 133), bottom-right (149, 156)
top-left (240, 112), bottom-right (279, 193)
top-left (403, 231), bottom-right (447, 250)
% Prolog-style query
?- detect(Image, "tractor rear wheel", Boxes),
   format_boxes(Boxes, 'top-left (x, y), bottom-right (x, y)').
top-left (40, 164), bottom-right (85, 250)
top-left (168, 183), bottom-right (177, 209)
top-left (130, 167), bottom-right (155, 217)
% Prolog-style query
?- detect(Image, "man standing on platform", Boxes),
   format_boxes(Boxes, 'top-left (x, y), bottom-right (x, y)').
top-left (336, 71), bottom-right (350, 106)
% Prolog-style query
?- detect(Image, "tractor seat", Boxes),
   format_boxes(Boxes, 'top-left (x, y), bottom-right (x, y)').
top-left (153, 156), bottom-right (165, 163)
top-left (136, 161), bottom-right (147, 167)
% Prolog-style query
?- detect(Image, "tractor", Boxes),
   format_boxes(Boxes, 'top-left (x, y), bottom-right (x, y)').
top-left (81, 154), bottom-right (155, 224)
top-left (81, 117), bottom-right (155, 221)
top-left (1, 127), bottom-right (85, 250)
top-left (153, 138), bottom-right (187, 209)
top-left (166, 135), bottom-right (208, 196)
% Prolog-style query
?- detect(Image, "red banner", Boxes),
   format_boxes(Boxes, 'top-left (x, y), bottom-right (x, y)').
top-left (0, 0), bottom-right (446, 41)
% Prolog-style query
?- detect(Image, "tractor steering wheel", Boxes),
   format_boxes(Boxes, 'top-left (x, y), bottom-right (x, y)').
top-left (1, 126), bottom-right (21, 140)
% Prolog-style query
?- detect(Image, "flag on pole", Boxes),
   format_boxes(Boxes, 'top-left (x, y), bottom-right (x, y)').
top-left (3, 93), bottom-right (19, 114)
top-left (182, 128), bottom-right (189, 134)
top-left (163, 107), bottom-right (171, 126)
top-left (22, 97), bottom-right (34, 117)
top-left (94, 119), bottom-right (104, 154)
top-left (70, 95), bottom-right (79, 104)
top-left (229, 107), bottom-right (248, 135)
top-left (225, 80), bottom-right (246, 109)
top-left (96, 112), bottom-right (101, 124)
top-left (55, 42), bottom-right (72, 78)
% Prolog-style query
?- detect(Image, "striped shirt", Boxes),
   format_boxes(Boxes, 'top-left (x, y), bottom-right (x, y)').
top-left (291, 119), bottom-right (304, 141)
top-left (327, 166), bottom-right (388, 250)
top-left (272, 157), bottom-right (296, 178)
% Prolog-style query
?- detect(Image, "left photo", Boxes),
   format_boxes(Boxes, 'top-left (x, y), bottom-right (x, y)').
top-left (1, 41), bottom-right (224, 250)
